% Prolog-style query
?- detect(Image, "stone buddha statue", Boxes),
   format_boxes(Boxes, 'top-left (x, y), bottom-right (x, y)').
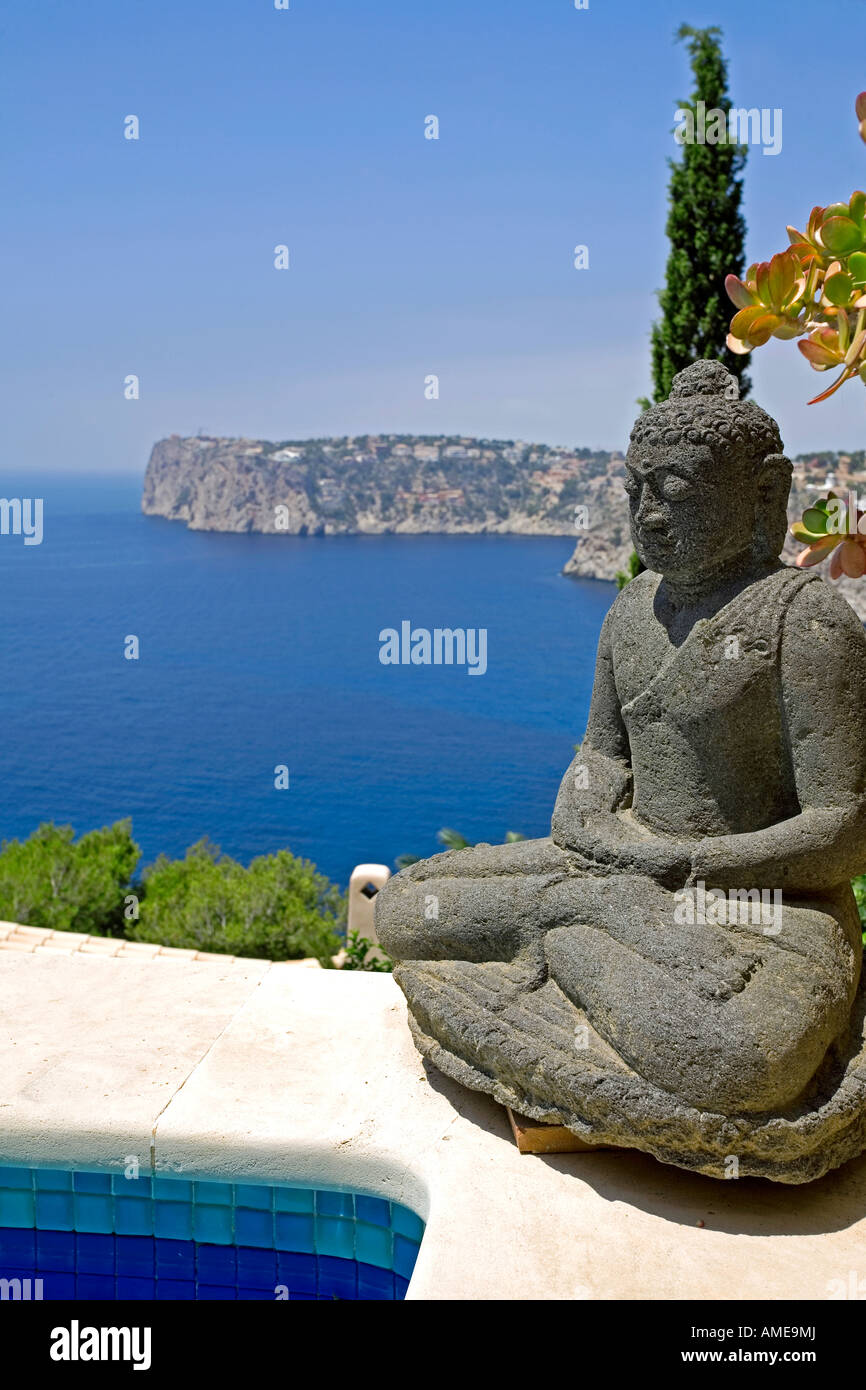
top-left (375, 360), bottom-right (866, 1182)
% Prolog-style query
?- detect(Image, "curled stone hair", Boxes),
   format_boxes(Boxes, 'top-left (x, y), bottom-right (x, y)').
top-left (629, 360), bottom-right (792, 562)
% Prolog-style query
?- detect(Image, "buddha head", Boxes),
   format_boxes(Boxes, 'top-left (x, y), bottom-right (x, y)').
top-left (625, 361), bottom-right (791, 583)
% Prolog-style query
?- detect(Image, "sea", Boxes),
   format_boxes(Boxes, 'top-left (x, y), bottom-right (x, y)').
top-left (0, 476), bottom-right (614, 887)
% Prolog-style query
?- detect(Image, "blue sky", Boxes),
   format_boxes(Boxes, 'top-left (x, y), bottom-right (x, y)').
top-left (2, 0), bottom-right (865, 473)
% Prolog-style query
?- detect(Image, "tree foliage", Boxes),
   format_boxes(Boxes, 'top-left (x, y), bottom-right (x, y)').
top-left (128, 839), bottom-right (344, 963)
top-left (0, 820), bottom-right (139, 936)
top-left (649, 24), bottom-right (751, 401)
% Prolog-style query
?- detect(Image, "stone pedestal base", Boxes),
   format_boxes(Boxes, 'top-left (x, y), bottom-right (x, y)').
top-left (506, 1107), bottom-right (609, 1154)
top-left (397, 959), bottom-right (866, 1184)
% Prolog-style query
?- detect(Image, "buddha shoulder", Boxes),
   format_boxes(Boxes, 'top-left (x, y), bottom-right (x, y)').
top-left (606, 568), bottom-right (660, 631)
top-left (783, 572), bottom-right (866, 658)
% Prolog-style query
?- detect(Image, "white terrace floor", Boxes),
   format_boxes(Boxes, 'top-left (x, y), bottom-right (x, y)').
top-left (1, 925), bottom-right (865, 1301)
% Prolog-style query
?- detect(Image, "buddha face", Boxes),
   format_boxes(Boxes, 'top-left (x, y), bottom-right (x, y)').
top-left (624, 436), bottom-right (754, 581)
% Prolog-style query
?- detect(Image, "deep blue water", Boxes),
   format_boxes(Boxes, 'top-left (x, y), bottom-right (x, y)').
top-left (0, 476), bottom-right (613, 886)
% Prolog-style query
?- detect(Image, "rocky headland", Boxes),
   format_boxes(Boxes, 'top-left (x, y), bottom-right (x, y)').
top-left (141, 435), bottom-right (866, 618)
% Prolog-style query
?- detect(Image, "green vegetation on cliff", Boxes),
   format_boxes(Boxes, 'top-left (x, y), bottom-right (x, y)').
top-left (142, 431), bottom-right (624, 537)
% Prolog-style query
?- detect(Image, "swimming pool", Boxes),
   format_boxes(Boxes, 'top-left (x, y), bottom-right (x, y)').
top-left (0, 1165), bottom-right (424, 1300)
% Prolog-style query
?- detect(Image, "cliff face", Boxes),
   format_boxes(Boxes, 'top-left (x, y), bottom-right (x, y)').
top-left (143, 437), bottom-right (323, 534)
top-left (141, 433), bottom-right (624, 538)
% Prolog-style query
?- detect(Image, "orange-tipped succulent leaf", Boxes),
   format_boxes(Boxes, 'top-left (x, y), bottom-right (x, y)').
top-left (839, 539), bottom-right (866, 578)
top-left (798, 327), bottom-right (844, 368)
top-left (725, 333), bottom-right (751, 355)
top-left (725, 274), bottom-right (754, 310)
top-left (766, 250), bottom-right (799, 309)
top-left (730, 306), bottom-right (782, 347)
top-left (796, 535), bottom-right (842, 567)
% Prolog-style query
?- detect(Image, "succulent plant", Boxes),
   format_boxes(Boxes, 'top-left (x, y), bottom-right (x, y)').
top-left (791, 493), bottom-right (866, 578)
top-left (726, 195), bottom-right (866, 404)
top-left (725, 96), bottom-right (866, 405)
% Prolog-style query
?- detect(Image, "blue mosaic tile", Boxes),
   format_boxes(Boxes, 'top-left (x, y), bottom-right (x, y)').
top-left (37, 1229), bottom-right (75, 1273)
top-left (394, 1275), bottom-right (410, 1299)
top-left (355, 1194), bottom-right (390, 1228)
top-left (393, 1234), bottom-right (419, 1280)
top-left (157, 1278), bottom-right (195, 1300)
top-left (358, 1261), bottom-right (396, 1300)
top-left (153, 1178), bottom-right (193, 1202)
top-left (316, 1217), bottom-right (355, 1260)
top-left (116, 1236), bottom-right (155, 1277)
top-left (76, 1233), bottom-right (115, 1276)
top-left (274, 1186), bottom-right (315, 1213)
top-left (193, 1204), bottom-right (233, 1246)
top-left (76, 1273), bottom-right (115, 1299)
top-left (354, 1220), bottom-right (392, 1269)
top-left (0, 1190), bottom-right (35, 1227)
top-left (154, 1199), bottom-right (193, 1240)
top-left (274, 1212), bottom-right (314, 1253)
top-left (318, 1254), bottom-right (357, 1300)
top-left (73, 1171), bottom-right (111, 1195)
top-left (238, 1245), bottom-right (277, 1287)
top-left (0, 1168), bottom-right (34, 1190)
top-left (114, 1174), bottom-right (152, 1199)
top-left (235, 1184), bottom-right (272, 1211)
top-left (117, 1276), bottom-right (156, 1299)
top-left (35, 1192), bottom-right (74, 1231)
top-left (197, 1243), bottom-right (237, 1285)
top-left (44, 1272), bottom-right (76, 1300)
top-left (235, 1206), bottom-right (272, 1248)
top-left (155, 1239), bottom-right (195, 1280)
top-left (115, 1197), bottom-right (153, 1236)
top-left (34, 1169), bottom-right (73, 1192)
top-left (392, 1204), bottom-right (425, 1243)
top-left (238, 1287), bottom-right (273, 1300)
top-left (0, 1227), bottom-right (36, 1263)
top-left (316, 1190), bottom-right (354, 1218)
top-left (74, 1194), bottom-right (114, 1234)
top-left (276, 1250), bottom-right (316, 1294)
top-left (194, 1181), bottom-right (233, 1206)
top-left (199, 1284), bottom-right (236, 1300)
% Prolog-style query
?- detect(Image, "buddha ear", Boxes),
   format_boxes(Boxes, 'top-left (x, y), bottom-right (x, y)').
top-left (758, 451), bottom-right (791, 478)
top-left (756, 452), bottom-right (791, 500)
top-left (753, 453), bottom-right (792, 560)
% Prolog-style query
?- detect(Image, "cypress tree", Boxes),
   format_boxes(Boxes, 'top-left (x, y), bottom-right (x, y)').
top-left (649, 24), bottom-right (750, 402)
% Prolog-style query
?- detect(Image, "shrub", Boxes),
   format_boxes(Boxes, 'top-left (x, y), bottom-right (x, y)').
top-left (128, 839), bottom-right (344, 963)
top-left (341, 929), bottom-right (393, 973)
top-left (0, 820), bottom-right (139, 936)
